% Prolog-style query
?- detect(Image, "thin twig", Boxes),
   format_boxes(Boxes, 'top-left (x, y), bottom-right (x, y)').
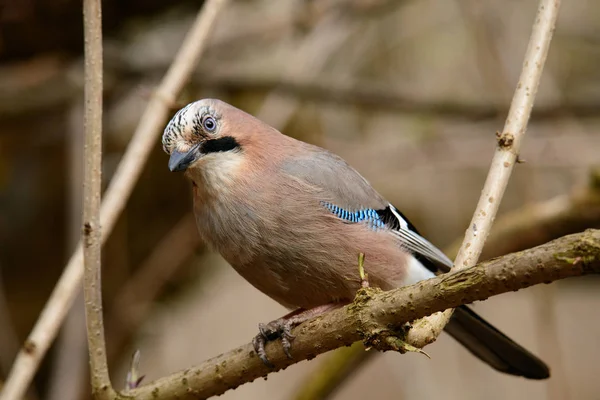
top-left (127, 230), bottom-right (600, 399)
top-left (404, 0), bottom-right (561, 348)
top-left (0, 2), bottom-right (228, 399)
top-left (455, 0), bottom-right (561, 270)
top-left (81, 0), bottom-right (114, 398)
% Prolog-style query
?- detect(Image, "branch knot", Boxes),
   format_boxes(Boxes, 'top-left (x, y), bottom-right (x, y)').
top-left (496, 131), bottom-right (515, 148)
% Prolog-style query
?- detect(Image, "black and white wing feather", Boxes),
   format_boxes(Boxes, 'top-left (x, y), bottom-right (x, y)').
top-left (377, 204), bottom-right (453, 273)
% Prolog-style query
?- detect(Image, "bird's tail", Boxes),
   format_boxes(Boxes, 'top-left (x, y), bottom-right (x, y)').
top-left (444, 305), bottom-right (550, 379)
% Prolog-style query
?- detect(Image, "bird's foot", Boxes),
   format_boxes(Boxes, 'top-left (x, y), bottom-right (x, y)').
top-left (252, 318), bottom-right (296, 367)
top-left (252, 303), bottom-right (345, 367)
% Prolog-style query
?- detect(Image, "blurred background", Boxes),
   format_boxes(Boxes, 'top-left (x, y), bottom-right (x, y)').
top-left (1, 0), bottom-right (599, 399)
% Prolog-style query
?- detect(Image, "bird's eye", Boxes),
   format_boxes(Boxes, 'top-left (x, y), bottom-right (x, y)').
top-left (202, 116), bottom-right (217, 133)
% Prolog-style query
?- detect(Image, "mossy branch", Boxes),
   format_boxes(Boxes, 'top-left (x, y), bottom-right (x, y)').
top-left (125, 229), bottom-right (600, 400)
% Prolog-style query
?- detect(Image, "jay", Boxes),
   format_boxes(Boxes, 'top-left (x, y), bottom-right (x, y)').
top-left (162, 98), bottom-right (549, 379)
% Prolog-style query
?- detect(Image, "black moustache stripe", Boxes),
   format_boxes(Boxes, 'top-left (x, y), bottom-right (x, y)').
top-left (200, 136), bottom-right (240, 153)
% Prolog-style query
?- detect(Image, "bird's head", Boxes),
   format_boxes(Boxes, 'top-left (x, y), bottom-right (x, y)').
top-left (162, 98), bottom-right (244, 173)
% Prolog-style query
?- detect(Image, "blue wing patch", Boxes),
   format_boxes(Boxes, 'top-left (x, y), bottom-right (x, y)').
top-left (322, 201), bottom-right (453, 273)
top-left (321, 201), bottom-right (385, 230)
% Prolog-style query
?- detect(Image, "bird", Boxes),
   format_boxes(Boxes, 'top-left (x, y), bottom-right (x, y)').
top-left (162, 98), bottom-right (550, 379)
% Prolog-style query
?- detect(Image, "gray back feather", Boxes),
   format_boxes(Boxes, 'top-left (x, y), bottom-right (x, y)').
top-left (280, 143), bottom-right (388, 211)
top-left (279, 140), bottom-right (454, 271)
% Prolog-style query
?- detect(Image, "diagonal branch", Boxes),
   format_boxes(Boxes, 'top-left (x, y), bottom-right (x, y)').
top-left (0, 2), bottom-right (228, 399)
top-left (127, 229), bottom-right (600, 400)
top-left (403, 0), bottom-right (561, 349)
top-left (454, 0), bottom-right (561, 270)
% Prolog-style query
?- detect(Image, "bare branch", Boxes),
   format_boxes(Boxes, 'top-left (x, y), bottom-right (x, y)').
top-left (80, 0), bottom-right (115, 398)
top-left (0, 2), bottom-right (228, 399)
top-left (127, 230), bottom-right (600, 400)
top-left (455, 0), bottom-right (561, 269)
top-left (403, 0), bottom-right (561, 348)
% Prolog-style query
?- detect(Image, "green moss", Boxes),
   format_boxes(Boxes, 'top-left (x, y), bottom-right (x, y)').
top-left (554, 253), bottom-right (596, 265)
top-left (554, 231), bottom-right (600, 268)
top-left (347, 287), bottom-right (382, 314)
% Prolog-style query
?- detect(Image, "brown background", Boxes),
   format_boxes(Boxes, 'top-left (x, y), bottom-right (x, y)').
top-left (1, 1), bottom-right (599, 399)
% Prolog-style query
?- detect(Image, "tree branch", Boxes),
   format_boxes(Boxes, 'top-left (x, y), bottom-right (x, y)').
top-left (454, 0), bottom-right (561, 270)
top-left (81, 0), bottom-right (115, 398)
top-left (0, 2), bottom-right (228, 399)
top-left (124, 229), bottom-right (600, 400)
top-left (402, 0), bottom-right (561, 349)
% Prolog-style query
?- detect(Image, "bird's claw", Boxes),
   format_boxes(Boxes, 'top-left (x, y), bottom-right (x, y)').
top-left (252, 319), bottom-right (296, 367)
top-left (252, 333), bottom-right (272, 368)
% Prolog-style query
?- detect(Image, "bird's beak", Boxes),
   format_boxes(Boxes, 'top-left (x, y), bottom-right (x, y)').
top-left (168, 143), bottom-right (202, 172)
